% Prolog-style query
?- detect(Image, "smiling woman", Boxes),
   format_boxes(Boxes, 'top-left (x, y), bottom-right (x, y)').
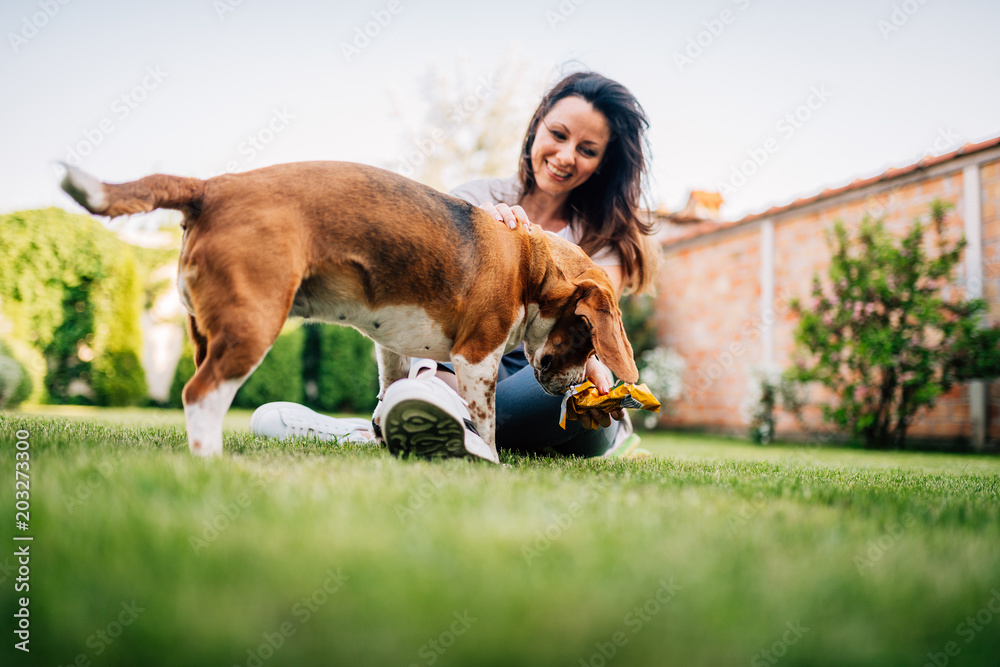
top-left (431, 73), bottom-right (658, 458)
top-left (513, 71), bottom-right (659, 296)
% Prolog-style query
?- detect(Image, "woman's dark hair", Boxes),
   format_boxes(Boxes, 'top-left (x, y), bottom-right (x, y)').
top-left (518, 71), bottom-right (658, 294)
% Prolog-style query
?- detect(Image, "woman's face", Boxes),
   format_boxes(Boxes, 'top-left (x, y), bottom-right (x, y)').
top-left (530, 95), bottom-right (611, 197)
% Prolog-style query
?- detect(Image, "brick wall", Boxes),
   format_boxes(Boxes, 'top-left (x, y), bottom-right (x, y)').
top-left (654, 224), bottom-right (762, 430)
top-left (982, 159), bottom-right (1000, 439)
top-left (654, 146), bottom-right (1000, 446)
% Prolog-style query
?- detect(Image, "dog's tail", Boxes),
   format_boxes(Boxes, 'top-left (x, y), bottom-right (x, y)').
top-left (60, 163), bottom-right (205, 218)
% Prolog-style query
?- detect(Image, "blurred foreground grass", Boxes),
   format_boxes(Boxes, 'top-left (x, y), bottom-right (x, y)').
top-left (1, 409), bottom-right (998, 666)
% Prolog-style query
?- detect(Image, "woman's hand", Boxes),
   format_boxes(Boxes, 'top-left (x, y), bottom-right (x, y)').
top-left (577, 356), bottom-right (625, 430)
top-left (479, 202), bottom-right (532, 231)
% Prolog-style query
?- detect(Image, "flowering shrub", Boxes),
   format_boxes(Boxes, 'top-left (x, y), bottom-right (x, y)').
top-left (787, 201), bottom-right (1000, 448)
top-left (639, 346), bottom-right (685, 428)
top-left (741, 367), bottom-right (803, 444)
top-left (640, 346), bottom-right (685, 402)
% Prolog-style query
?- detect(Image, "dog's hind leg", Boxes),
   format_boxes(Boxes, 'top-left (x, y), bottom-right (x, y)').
top-left (182, 295), bottom-right (291, 457)
top-left (187, 314), bottom-right (209, 367)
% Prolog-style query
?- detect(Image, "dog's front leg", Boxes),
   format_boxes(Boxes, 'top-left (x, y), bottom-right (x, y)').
top-left (373, 344), bottom-right (410, 441)
top-left (451, 350), bottom-right (503, 459)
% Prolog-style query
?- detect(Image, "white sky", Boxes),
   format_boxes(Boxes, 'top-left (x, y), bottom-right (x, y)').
top-left (1, 0), bottom-right (998, 221)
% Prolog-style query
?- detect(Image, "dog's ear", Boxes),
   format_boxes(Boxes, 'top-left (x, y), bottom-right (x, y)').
top-left (574, 279), bottom-right (639, 383)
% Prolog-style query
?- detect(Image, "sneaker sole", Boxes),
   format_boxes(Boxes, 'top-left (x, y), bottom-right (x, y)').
top-left (383, 399), bottom-right (469, 460)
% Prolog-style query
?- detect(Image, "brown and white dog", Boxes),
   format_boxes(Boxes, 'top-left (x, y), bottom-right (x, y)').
top-left (60, 161), bottom-right (638, 459)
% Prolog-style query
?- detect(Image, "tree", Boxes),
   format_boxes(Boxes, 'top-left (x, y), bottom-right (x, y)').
top-left (787, 201), bottom-right (1000, 448)
top-left (387, 57), bottom-right (541, 191)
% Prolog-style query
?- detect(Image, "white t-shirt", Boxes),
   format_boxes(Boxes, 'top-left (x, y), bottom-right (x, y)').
top-left (448, 176), bottom-right (622, 268)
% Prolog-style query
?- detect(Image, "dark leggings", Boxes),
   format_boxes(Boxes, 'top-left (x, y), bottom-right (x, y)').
top-left (444, 350), bottom-right (618, 458)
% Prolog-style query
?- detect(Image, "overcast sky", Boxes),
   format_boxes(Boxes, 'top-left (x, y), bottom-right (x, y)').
top-left (2, 0), bottom-right (998, 221)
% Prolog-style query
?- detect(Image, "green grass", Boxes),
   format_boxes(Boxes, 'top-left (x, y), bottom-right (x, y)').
top-left (2, 409), bottom-right (999, 667)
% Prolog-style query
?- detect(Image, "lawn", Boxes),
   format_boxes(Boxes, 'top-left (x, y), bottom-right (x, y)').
top-left (2, 408), bottom-right (998, 667)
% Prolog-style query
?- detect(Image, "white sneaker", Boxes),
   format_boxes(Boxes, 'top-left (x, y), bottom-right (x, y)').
top-left (250, 402), bottom-right (374, 443)
top-left (381, 359), bottom-right (498, 464)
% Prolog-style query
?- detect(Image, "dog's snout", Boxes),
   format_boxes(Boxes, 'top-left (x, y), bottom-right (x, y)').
top-left (539, 354), bottom-right (553, 372)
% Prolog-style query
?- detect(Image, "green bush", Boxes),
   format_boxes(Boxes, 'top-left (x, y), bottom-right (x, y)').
top-left (742, 369), bottom-right (803, 445)
top-left (169, 327), bottom-right (306, 409)
top-left (11, 363), bottom-right (32, 407)
top-left (0, 208), bottom-right (154, 406)
top-left (1, 336), bottom-right (42, 405)
top-left (312, 325), bottom-right (378, 414)
top-left (43, 280), bottom-right (95, 403)
top-left (92, 349), bottom-right (148, 407)
top-left (170, 324), bottom-right (377, 413)
top-left (91, 253), bottom-right (147, 406)
top-left (0, 354), bottom-right (22, 408)
top-left (619, 292), bottom-right (658, 361)
top-left (232, 326), bottom-right (305, 409)
top-left (788, 201), bottom-right (1000, 448)
top-left (168, 340), bottom-right (196, 408)
top-left (0, 340), bottom-right (32, 408)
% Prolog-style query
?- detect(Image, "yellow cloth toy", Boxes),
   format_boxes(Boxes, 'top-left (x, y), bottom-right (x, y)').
top-left (558, 380), bottom-right (661, 429)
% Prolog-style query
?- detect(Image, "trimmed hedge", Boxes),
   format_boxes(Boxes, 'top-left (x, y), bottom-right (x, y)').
top-left (312, 325), bottom-right (379, 414)
top-left (169, 323), bottom-right (378, 415)
top-left (169, 326), bottom-right (306, 409)
top-left (232, 326), bottom-right (305, 409)
top-left (168, 339), bottom-right (196, 408)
